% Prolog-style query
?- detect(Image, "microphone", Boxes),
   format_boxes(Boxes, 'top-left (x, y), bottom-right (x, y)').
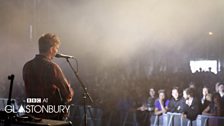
top-left (55, 53), bottom-right (74, 59)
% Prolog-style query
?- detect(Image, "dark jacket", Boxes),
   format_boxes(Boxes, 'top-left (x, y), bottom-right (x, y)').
top-left (183, 98), bottom-right (201, 121)
top-left (168, 97), bottom-right (185, 113)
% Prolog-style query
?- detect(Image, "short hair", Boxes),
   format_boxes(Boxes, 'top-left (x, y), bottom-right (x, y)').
top-left (185, 87), bottom-right (194, 97)
top-left (219, 83), bottom-right (224, 86)
top-left (172, 87), bottom-right (179, 92)
top-left (38, 33), bottom-right (60, 53)
top-left (158, 89), bottom-right (165, 94)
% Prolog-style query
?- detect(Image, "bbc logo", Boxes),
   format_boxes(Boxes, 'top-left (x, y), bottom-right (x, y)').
top-left (27, 98), bottom-right (41, 103)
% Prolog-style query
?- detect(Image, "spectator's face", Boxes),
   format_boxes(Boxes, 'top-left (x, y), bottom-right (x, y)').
top-left (172, 89), bottom-right (179, 99)
top-left (183, 90), bottom-right (188, 100)
top-left (202, 88), bottom-right (208, 96)
top-left (159, 92), bottom-right (165, 100)
top-left (206, 94), bottom-right (212, 101)
top-left (218, 84), bottom-right (224, 92)
top-left (149, 88), bottom-right (155, 97)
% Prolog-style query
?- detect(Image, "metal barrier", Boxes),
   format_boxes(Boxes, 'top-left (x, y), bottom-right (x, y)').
top-left (197, 115), bottom-right (224, 126)
top-left (159, 113), bottom-right (224, 126)
top-left (68, 106), bottom-right (224, 126)
top-left (162, 113), bottom-right (195, 126)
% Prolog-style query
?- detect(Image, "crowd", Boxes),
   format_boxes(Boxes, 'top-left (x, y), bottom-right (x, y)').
top-left (87, 67), bottom-right (224, 126)
top-left (1, 65), bottom-right (224, 125)
top-left (135, 83), bottom-right (224, 125)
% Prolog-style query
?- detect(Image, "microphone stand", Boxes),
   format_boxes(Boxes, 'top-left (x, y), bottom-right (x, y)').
top-left (5, 74), bottom-right (15, 126)
top-left (65, 58), bottom-right (94, 126)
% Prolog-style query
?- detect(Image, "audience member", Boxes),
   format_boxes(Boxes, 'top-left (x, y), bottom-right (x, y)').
top-left (217, 83), bottom-right (224, 104)
top-left (136, 88), bottom-right (156, 126)
top-left (147, 88), bottom-right (156, 111)
top-left (182, 88), bottom-right (201, 121)
top-left (154, 89), bottom-right (169, 115)
top-left (202, 93), bottom-right (224, 116)
top-left (168, 87), bottom-right (185, 113)
top-left (201, 86), bottom-right (211, 112)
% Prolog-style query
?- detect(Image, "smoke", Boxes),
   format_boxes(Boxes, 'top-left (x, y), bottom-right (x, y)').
top-left (0, 0), bottom-right (224, 98)
top-left (50, 0), bottom-right (224, 61)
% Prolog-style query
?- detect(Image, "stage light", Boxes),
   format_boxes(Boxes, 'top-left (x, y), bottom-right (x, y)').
top-left (208, 32), bottom-right (213, 35)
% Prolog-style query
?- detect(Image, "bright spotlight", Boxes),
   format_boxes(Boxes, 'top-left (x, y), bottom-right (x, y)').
top-left (208, 32), bottom-right (213, 35)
